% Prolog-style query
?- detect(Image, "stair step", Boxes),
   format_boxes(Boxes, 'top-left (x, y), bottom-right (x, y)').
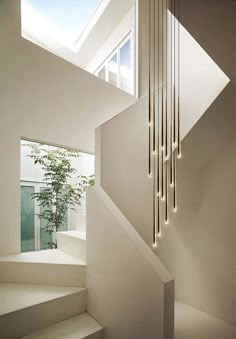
top-left (0, 283), bottom-right (86, 339)
top-left (0, 249), bottom-right (86, 287)
top-left (21, 313), bottom-right (104, 339)
top-left (57, 231), bottom-right (86, 261)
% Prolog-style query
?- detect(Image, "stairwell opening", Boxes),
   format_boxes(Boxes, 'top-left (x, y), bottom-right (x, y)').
top-left (21, 0), bottom-right (137, 96)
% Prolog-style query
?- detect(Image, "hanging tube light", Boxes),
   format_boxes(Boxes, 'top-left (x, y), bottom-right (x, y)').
top-left (149, 0), bottom-right (181, 245)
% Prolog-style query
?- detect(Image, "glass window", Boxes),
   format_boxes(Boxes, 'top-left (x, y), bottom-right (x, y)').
top-left (95, 32), bottom-right (134, 95)
top-left (108, 53), bottom-right (118, 86)
top-left (39, 187), bottom-right (53, 250)
top-left (26, 0), bottom-right (101, 44)
top-left (21, 186), bottom-right (35, 252)
top-left (120, 39), bottom-right (132, 93)
top-left (98, 67), bottom-right (106, 81)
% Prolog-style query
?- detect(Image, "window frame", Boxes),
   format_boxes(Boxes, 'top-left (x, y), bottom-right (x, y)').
top-left (95, 29), bottom-right (135, 95)
top-left (21, 180), bottom-right (70, 252)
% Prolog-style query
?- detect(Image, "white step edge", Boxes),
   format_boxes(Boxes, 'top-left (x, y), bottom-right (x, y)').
top-left (0, 250), bottom-right (86, 287)
top-left (21, 313), bottom-right (104, 339)
top-left (57, 231), bottom-right (86, 261)
top-left (0, 283), bottom-right (86, 339)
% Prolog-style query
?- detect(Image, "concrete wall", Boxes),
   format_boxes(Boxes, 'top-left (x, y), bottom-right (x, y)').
top-left (86, 186), bottom-right (174, 339)
top-left (0, 0), bottom-right (136, 255)
top-left (99, 0), bottom-right (236, 325)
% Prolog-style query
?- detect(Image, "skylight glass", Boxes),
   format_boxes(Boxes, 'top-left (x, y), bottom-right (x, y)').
top-left (27, 0), bottom-right (101, 43)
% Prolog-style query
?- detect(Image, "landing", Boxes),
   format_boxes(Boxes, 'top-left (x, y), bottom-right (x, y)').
top-left (175, 301), bottom-right (236, 339)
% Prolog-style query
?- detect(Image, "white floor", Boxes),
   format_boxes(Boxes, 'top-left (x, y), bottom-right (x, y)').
top-left (175, 301), bottom-right (236, 339)
top-left (0, 283), bottom-right (84, 316)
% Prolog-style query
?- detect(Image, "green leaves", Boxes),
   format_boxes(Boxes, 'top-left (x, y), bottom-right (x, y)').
top-left (25, 143), bottom-right (94, 248)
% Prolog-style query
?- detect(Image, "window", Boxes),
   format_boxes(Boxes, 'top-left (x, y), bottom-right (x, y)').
top-left (98, 67), bottom-right (106, 81)
top-left (108, 53), bottom-right (118, 86)
top-left (120, 39), bottom-right (132, 93)
top-left (21, 182), bottom-right (69, 252)
top-left (95, 31), bottom-right (135, 95)
top-left (23, 0), bottom-right (103, 47)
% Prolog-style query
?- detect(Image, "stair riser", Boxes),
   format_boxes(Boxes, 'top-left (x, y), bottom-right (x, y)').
top-left (0, 290), bottom-right (86, 339)
top-left (0, 262), bottom-right (86, 287)
top-left (86, 330), bottom-right (104, 339)
top-left (57, 234), bottom-right (86, 261)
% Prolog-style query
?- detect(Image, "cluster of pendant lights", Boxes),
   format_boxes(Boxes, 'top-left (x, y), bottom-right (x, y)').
top-left (148, 0), bottom-right (181, 247)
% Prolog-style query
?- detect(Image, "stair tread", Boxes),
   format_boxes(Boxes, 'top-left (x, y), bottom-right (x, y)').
top-left (0, 249), bottom-right (86, 265)
top-left (0, 283), bottom-right (85, 316)
top-left (57, 231), bottom-right (86, 240)
top-left (21, 313), bottom-right (103, 339)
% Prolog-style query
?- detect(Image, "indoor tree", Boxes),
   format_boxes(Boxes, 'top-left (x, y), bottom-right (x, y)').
top-left (24, 143), bottom-right (94, 249)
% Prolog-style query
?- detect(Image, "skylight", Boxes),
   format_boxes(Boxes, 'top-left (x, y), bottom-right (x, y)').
top-left (26, 0), bottom-right (102, 44)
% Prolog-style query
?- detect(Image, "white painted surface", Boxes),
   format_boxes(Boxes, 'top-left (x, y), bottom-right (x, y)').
top-left (175, 301), bottom-right (236, 339)
top-left (86, 186), bottom-right (174, 339)
top-left (0, 0), bottom-right (136, 255)
top-left (21, 313), bottom-right (104, 339)
top-left (0, 249), bottom-right (85, 265)
top-left (0, 249), bottom-right (86, 287)
top-left (177, 16), bottom-right (230, 140)
top-left (57, 231), bottom-right (86, 261)
top-left (0, 283), bottom-right (86, 338)
top-left (0, 283), bottom-right (84, 316)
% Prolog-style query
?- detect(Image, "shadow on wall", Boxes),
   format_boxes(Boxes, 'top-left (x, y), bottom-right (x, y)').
top-left (99, 0), bottom-right (236, 326)
top-left (158, 0), bottom-right (236, 325)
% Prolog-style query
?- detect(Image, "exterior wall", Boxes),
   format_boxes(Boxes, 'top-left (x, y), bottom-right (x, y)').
top-left (0, 0), bottom-right (136, 255)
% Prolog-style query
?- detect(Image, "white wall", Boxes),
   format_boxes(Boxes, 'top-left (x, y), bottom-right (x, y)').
top-left (157, 0), bottom-right (236, 325)
top-left (86, 186), bottom-right (174, 339)
top-left (0, 0), bottom-right (136, 255)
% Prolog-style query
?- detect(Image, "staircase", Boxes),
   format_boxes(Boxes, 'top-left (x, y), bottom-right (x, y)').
top-left (0, 232), bottom-right (104, 339)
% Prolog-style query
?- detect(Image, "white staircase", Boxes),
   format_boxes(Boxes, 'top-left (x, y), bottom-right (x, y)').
top-left (22, 313), bottom-right (103, 339)
top-left (57, 231), bottom-right (86, 261)
top-left (0, 249), bottom-right (86, 287)
top-left (0, 232), bottom-right (104, 339)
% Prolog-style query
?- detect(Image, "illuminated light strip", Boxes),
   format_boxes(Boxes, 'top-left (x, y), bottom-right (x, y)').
top-left (170, 0), bottom-right (174, 187)
top-left (148, 0), bottom-right (152, 177)
top-left (152, 0), bottom-right (156, 155)
top-left (152, 0), bottom-right (157, 248)
top-left (165, 0), bottom-right (169, 225)
top-left (157, 0), bottom-right (161, 198)
top-left (177, 0), bottom-right (181, 159)
top-left (173, 148), bottom-right (177, 212)
top-left (165, 0), bottom-right (168, 161)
